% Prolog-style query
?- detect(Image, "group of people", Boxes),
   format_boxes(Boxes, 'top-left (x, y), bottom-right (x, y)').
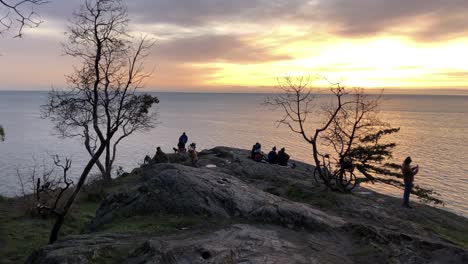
top-left (148, 133), bottom-right (419, 210)
top-left (144, 132), bottom-right (199, 167)
top-left (175, 132), bottom-right (199, 166)
top-left (251, 142), bottom-right (290, 167)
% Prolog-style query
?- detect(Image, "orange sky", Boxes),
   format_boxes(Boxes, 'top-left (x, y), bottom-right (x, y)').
top-left (1, 0), bottom-right (468, 92)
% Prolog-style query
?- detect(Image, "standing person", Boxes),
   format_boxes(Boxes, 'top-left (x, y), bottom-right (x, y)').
top-left (277, 147), bottom-right (290, 166)
top-left (268, 146), bottom-right (278, 164)
top-left (178, 132), bottom-right (188, 152)
top-left (188, 142), bottom-right (199, 167)
top-left (401, 156), bottom-right (419, 208)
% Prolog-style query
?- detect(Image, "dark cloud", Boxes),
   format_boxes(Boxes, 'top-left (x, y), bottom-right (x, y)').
top-left (38, 0), bottom-right (306, 26)
top-left (154, 34), bottom-right (291, 63)
top-left (126, 0), bottom-right (305, 26)
top-left (314, 0), bottom-right (468, 40)
top-left (37, 0), bottom-right (468, 42)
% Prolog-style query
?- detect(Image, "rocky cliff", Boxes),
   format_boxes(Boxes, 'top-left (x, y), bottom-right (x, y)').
top-left (27, 147), bottom-right (468, 264)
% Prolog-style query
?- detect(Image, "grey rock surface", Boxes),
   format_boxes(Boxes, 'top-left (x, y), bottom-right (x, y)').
top-left (28, 224), bottom-right (351, 264)
top-left (27, 223), bottom-right (468, 264)
top-left (89, 163), bottom-right (345, 231)
top-left (27, 147), bottom-right (468, 264)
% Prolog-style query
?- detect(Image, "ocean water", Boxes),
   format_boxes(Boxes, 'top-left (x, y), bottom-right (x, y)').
top-left (0, 91), bottom-right (467, 217)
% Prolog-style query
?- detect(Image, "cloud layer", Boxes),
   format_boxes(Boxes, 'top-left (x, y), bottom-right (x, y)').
top-left (2, 0), bottom-right (468, 90)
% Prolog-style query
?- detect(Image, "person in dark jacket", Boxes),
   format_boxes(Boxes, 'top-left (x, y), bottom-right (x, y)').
top-left (268, 146), bottom-right (278, 164)
top-left (277, 147), bottom-right (290, 166)
top-left (177, 132), bottom-right (188, 152)
top-left (153, 146), bottom-right (169, 163)
top-left (179, 132), bottom-right (188, 146)
top-left (401, 156), bottom-right (419, 208)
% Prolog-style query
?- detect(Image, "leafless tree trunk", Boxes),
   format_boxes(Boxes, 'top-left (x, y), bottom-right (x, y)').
top-left (265, 76), bottom-right (350, 189)
top-left (266, 76), bottom-right (443, 203)
top-left (42, 0), bottom-right (158, 243)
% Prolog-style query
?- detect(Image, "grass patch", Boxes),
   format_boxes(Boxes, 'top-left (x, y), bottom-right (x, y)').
top-left (420, 220), bottom-right (468, 248)
top-left (0, 195), bottom-right (8, 203)
top-left (0, 167), bottom-right (145, 264)
top-left (286, 184), bottom-right (339, 208)
top-left (350, 244), bottom-right (382, 257)
top-left (286, 184), bottom-right (310, 201)
top-left (99, 214), bottom-right (207, 233)
top-left (0, 200), bottom-right (99, 264)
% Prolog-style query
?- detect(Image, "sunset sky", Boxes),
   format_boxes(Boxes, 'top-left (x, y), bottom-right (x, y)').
top-left (1, 0), bottom-right (468, 92)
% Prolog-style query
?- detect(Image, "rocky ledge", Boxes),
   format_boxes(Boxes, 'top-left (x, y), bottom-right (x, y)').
top-left (27, 147), bottom-right (468, 264)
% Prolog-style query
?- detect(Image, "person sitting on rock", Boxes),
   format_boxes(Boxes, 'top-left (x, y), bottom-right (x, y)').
top-left (251, 142), bottom-right (263, 162)
top-left (277, 147), bottom-right (290, 166)
top-left (143, 155), bottom-right (151, 165)
top-left (268, 146), bottom-right (278, 164)
top-left (188, 142), bottom-right (199, 167)
top-left (251, 142), bottom-right (261, 159)
top-left (153, 146), bottom-right (169, 163)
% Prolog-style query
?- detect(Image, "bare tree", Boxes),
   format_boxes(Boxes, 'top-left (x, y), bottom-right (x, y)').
top-left (319, 88), bottom-right (385, 190)
top-left (42, 0), bottom-right (158, 243)
top-left (35, 155), bottom-right (74, 217)
top-left (43, 0), bottom-right (158, 183)
top-left (1, 1), bottom-right (48, 139)
top-left (265, 76), bottom-right (349, 189)
top-left (15, 155), bottom-right (74, 217)
top-left (266, 76), bottom-right (442, 203)
top-left (0, 0), bottom-right (48, 37)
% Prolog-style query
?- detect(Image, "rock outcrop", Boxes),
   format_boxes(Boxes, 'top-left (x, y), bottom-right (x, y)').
top-left (27, 147), bottom-right (468, 264)
top-left (89, 163), bottom-right (345, 231)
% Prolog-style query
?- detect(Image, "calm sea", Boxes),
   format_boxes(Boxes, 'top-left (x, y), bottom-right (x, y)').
top-left (0, 91), bottom-right (467, 217)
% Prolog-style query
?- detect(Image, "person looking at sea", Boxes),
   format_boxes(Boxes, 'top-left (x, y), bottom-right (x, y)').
top-left (401, 156), bottom-right (419, 208)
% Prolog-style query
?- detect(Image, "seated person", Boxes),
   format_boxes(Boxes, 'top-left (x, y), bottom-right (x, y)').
top-left (251, 143), bottom-right (263, 162)
top-left (268, 146), bottom-right (278, 164)
top-left (251, 142), bottom-right (261, 159)
top-left (277, 147), bottom-right (290, 166)
top-left (143, 155), bottom-right (151, 165)
top-left (153, 146), bottom-right (169, 163)
top-left (253, 152), bottom-right (263, 162)
top-left (188, 142), bottom-right (199, 166)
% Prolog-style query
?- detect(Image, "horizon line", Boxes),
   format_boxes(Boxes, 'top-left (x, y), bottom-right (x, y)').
top-left (1, 88), bottom-right (468, 96)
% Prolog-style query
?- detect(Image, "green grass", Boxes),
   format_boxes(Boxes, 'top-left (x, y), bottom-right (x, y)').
top-left (420, 220), bottom-right (468, 248)
top-left (0, 195), bottom-right (8, 203)
top-left (350, 244), bottom-right (382, 257)
top-left (0, 200), bottom-right (99, 264)
top-left (286, 184), bottom-right (339, 208)
top-left (0, 170), bottom-right (139, 264)
top-left (100, 214), bottom-right (207, 233)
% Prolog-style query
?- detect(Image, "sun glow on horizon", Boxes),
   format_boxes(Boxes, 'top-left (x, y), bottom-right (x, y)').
top-left (182, 35), bottom-right (468, 89)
